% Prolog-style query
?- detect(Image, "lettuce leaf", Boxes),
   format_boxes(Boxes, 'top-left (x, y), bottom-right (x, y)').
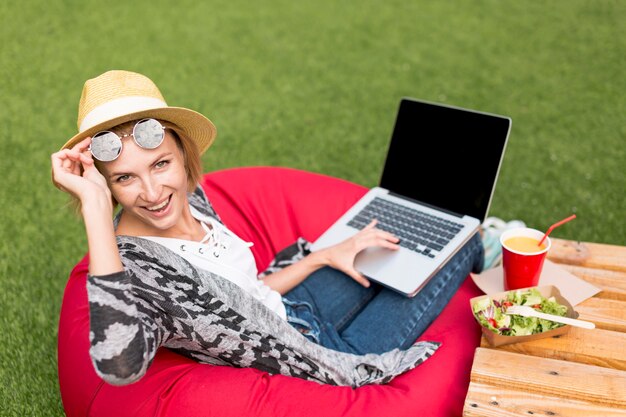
top-left (473, 289), bottom-right (568, 336)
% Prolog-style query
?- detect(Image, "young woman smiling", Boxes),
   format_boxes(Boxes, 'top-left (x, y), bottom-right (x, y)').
top-left (51, 70), bottom-right (484, 387)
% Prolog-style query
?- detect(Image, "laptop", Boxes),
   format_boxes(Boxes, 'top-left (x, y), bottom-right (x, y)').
top-left (310, 97), bottom-right (511, 297)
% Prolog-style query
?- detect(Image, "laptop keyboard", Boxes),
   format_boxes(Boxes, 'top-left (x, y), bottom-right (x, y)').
top-left (346, 197), bottom-right (465, 258)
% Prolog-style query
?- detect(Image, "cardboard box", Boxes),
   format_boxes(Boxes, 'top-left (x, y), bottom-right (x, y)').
top-left (470, 285), bottom-right (578, 347)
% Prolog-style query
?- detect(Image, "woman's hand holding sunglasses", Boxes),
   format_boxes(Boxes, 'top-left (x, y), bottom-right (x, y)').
top-left (51, 137), bottom-right (112, 208)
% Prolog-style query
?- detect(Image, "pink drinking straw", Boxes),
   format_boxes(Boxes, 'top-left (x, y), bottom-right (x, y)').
top-left (538, 214), bottom-right (577, 246)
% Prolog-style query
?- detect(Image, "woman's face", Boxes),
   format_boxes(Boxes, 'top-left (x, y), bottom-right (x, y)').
top-left (99, 130), bottom-right (190, 234)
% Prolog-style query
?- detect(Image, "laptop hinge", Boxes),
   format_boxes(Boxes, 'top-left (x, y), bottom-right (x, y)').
top-left (388, 191), bottom-right (464, 218)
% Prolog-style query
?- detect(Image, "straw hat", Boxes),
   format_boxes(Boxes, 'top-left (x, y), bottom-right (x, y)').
top-left (61, 70), bottom-right (217, 154)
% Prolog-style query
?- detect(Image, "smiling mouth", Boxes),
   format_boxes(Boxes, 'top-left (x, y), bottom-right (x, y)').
top-left (145, 195), bottom-right (172, 212)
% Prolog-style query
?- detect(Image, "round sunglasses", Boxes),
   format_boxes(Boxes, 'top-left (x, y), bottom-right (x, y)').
top-left (89, 118), bottom-right (166, 162)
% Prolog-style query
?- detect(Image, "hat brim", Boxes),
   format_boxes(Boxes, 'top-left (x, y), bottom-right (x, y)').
top-left (61, 107), bottom-right (217, 155)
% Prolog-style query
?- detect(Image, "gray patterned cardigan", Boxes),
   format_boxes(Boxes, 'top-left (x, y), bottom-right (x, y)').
top-left (87, 185), bottom-right (440, 387)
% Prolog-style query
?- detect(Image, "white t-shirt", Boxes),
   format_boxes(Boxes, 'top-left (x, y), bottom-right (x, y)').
top-left (141, 206), bottom-right (287, 320)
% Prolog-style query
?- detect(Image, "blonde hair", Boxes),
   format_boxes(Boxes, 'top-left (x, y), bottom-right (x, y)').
top-left (69, 119), bottom-right (204, 214)
top-left (159, 120), bottom-right (203, 193)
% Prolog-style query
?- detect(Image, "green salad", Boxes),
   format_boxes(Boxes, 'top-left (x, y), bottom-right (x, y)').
top-left (472, 288), bottom-right (569, 336)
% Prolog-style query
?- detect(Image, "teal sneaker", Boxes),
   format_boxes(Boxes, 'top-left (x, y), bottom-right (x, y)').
top-left (480, 217), bottom-right (526, 270)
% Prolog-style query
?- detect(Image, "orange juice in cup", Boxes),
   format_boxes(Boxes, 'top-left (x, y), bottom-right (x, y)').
top-left (500, 228), bottom-right (551, 290)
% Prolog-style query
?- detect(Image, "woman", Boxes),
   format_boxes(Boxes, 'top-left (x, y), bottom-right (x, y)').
top-left (52, 70), bottom-right (484, 387)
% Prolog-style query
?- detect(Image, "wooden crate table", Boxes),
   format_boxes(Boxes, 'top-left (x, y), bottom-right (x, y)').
top-left (463, 238), bottom-right (626, 416)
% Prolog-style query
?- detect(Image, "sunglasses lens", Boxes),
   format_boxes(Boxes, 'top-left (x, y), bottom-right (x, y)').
top-left (134, 119), bottom-right (165, 149)
top-left (91, 131), bottom-right (122, 161)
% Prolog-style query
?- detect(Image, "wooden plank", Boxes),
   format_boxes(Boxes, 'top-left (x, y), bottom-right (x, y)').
top-left (464, 382), bottom-right (626, 416)
top-left (555, 263), bottom-right (626, 301)
top-left (576, 297), bottom-right (626, 332)
top-left (549, 238), bottom-right (626, 272)
top-left (469, 348), bottom-right (626, 407)
top-left (480, 326), bottom-right (626, 370)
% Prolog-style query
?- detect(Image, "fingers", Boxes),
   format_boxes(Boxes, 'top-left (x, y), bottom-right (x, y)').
top-left (373, 236), bottom-right (401, 251)
top-left (51, 150), bottom-right (74, 178)
top-left (54, 148), bottom-right (88, 165)
top-left (363, 219), bottom-right (378, 229)
top-left (51, 141), bottom-right (96, 192)
top-left (54, 147), bottom-right (93, 170)
top-left (355, 221), bottom-right (400, 250)
top-left (72, 137), bottom-right (92, 153)
top-left (361, 219), bottom-right (397, 240)
top-left (77, 138), bottom-right (95, 168)
top-left (345, 268), bottom-right (371, 288)
top-left (57, 152), bottom-right (85, 177)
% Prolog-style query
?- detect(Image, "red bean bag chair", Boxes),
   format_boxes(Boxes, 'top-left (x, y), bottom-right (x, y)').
top-left (58, 166), bottom-right (483, 417)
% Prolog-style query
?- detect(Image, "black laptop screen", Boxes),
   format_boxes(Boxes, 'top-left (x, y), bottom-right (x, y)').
top-left (379, 98), bottom-right (511, 222)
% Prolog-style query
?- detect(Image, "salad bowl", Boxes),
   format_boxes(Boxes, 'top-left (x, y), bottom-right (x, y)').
top-left (470, 285), bottom-right (578, 347)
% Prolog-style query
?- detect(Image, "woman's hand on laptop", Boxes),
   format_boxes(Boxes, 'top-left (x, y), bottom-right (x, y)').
top-left (317, 220), bottom-right (400, 288)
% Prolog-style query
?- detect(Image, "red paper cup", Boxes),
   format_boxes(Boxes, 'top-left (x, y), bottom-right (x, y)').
top-left (500, 228), bottom-right (551, 291)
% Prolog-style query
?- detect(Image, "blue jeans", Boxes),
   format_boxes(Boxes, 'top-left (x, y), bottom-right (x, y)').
top-left (283, 233), bottom-right (484, 355)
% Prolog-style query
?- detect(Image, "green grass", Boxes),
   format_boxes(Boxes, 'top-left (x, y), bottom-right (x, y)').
top-left (1, 0), bottom-right (624, 415)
